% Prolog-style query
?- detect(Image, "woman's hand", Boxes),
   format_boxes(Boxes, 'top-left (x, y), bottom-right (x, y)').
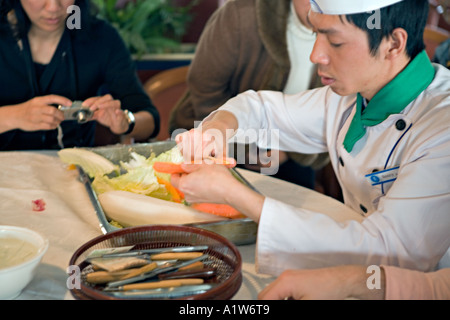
top-left (83, 94), bottom-right (129, 134)
top-left (1, 95), bottom-right (70, 133)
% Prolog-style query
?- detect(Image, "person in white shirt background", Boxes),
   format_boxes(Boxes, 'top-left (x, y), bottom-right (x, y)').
top-left (170, 0), bottom-right (450, 289)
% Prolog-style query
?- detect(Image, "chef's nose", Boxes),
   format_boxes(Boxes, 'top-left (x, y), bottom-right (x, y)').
top-left (310, 36), bottom-right (330, 65)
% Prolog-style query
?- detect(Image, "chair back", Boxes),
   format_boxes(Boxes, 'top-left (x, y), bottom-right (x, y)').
top-left (144, 66), bottom-right (189, 141)
top-left (424, 25), bottom-right (450, 59)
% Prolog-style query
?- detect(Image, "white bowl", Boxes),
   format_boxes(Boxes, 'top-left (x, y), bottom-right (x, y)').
top-left (0, 226), bottom-right (49, 299)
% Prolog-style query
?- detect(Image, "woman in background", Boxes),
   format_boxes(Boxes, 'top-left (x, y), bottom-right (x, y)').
top-left (0, 0), bottom-right (160, 150)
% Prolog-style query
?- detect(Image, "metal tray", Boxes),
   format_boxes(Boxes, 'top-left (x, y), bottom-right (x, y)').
top-left (80, 141), bottom-right (258, 246)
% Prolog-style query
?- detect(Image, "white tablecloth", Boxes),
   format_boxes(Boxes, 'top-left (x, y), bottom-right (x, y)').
top-left (0, 150), bottom-right (357, 300)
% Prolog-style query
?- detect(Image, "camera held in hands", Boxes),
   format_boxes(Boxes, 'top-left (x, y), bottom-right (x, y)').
top-left (58, 101), bottom-right (93, 124)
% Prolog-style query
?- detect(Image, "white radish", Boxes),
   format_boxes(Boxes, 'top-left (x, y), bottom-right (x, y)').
top-left (98, 190), bottom-right (226, 227)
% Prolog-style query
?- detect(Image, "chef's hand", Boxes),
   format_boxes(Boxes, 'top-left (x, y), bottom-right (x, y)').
top-left (170, 162), bottom-right (265, 223)
top-left (175, 110), bottom-right (238, 162)
top-left (83, 94), bottom-right (129, 135)
top-left (258, 266), bottom-right (386, 300)
top-left (1, 95), bottom-right (70, 133)
top-left (170, 163), bottom-right (239, 204)
top-left (244, 148), bottom-right (289, 173)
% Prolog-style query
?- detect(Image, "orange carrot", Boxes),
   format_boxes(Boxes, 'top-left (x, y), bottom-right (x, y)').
top-left (190, 203), bottom-right (244, 219)
top-left (156, 177), bottom-right (184, 202)
top-left (153, 162), bottom-right (185, 174)
top-left (174, 186), bottom-right (185, 199)
top-left (67, 164), bottom-right (77, 171)
top-left (153, 158), bottom-right (236, 174)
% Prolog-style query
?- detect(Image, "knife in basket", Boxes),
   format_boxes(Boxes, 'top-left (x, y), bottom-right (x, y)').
top-left (98, 245), bottom-right (209, 258)
top-left (105, 254), bottom-right (209, 288)
top-left (106, 284), bottom-right (214, 299)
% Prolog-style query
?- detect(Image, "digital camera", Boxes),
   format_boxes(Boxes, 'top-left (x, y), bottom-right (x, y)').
top-left (58, 101), bottom-right (93, 124)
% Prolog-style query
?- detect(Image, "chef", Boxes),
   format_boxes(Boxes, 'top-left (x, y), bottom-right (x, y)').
top-left (171, 0), bottom-right (450, 276)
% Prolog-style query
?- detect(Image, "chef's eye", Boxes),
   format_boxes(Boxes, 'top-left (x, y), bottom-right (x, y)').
top-left (330, 42), bottom-right (343, 48)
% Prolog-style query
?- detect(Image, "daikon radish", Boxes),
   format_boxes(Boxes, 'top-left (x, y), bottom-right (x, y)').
top-left (98, 190), bottom-right (226, 227)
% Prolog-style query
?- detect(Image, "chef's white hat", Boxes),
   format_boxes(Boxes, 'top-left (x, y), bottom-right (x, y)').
top-left (310, 0), bottom-right (404, 15)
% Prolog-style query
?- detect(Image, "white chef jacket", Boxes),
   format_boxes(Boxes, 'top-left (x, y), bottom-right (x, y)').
top-left (213, 64), bottom-right (450, 276)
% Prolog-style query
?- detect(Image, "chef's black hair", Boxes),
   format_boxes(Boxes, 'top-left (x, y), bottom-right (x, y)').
top-left (344, 0), bottom-right (428, 59)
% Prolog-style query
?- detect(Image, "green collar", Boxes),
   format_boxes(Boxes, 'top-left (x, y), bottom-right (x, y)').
top-left (343, 50), bottom-right (435, 153)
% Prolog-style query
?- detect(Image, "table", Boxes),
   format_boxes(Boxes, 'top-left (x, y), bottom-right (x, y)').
top-left (0, 150), bottom-right (357, 300)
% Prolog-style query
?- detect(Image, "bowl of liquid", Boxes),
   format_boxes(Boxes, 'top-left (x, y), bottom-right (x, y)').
top-left (0, 226), bottom-right (49, 299)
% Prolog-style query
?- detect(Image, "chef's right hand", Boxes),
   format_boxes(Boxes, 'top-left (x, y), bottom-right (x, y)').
top-left (175, 126), bottom-right (227, 162)
top-left (7, 95), bottom-right (71, 132)
top-left (175, 111), bottom-right (238, 162)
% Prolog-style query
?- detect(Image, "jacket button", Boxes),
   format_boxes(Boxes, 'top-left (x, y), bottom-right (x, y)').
top-left (339, 157), bottom-right (344, 166)
top-left (360, 204), bottom-right (368, 213)
top-left (395, 119), bottom-right (406, 131)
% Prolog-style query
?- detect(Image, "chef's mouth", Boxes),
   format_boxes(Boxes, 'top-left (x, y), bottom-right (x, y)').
top-left (320, 75), bottom-right (336, 86)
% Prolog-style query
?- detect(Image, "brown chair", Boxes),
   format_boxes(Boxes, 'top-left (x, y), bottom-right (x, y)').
top-left (424, 24), bottom-right (450, 59)
top-left (143, 65), bottom-right (189, 141)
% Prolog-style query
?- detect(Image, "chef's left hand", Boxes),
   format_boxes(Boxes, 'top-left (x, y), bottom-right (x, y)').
top-left (83, 94), bottom-right (129, 134)
top-left (170, 163), bottom-right (240, 204)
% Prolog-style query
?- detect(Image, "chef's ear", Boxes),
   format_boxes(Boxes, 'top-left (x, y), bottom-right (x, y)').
top-left (385, 27), bottom-right (408, 60)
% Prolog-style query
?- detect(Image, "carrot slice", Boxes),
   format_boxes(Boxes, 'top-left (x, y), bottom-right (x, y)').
top-left (156, 177), bottom-right (184, 202)
top-left (190, 203), bottom-right (244, 219)
top-left (153, 162), bottom-right (185, 174)
top-left (153, 158), bottom-right (236, 174)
